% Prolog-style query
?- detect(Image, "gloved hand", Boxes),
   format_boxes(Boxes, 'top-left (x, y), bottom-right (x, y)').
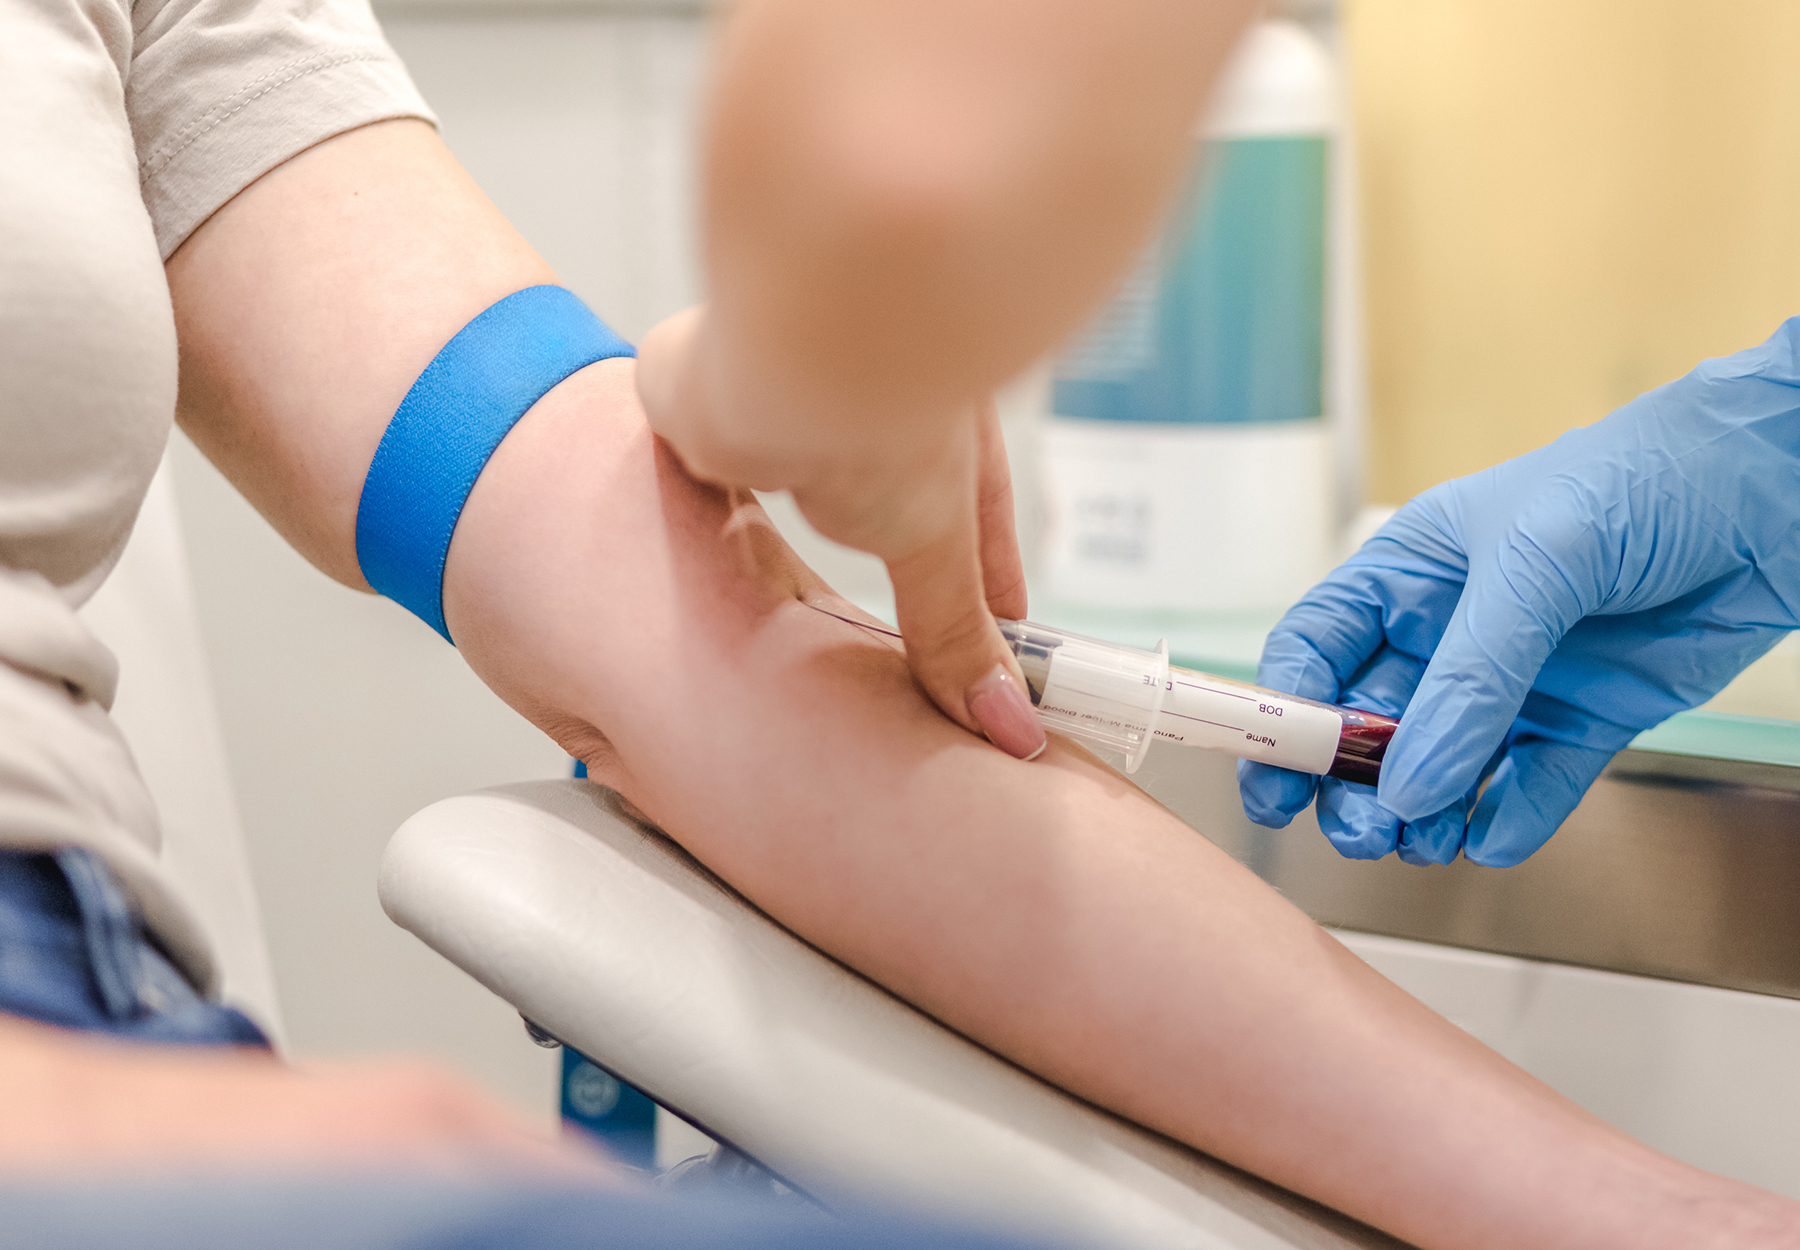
top-left (1239, 319), bottom-right (1800, 866)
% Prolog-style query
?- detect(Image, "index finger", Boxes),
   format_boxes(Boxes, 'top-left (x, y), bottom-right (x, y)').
top-left (1258, 501), bottom-right (1469, 704)
top-left (1377, 502), bottom-right (1607, 821)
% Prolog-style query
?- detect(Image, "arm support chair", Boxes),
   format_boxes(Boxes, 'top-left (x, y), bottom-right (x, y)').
top-left (379, 780), bottom-right (1409, 1250)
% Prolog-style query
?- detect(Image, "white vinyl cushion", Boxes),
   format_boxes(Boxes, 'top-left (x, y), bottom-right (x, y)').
top-left (379, 781), bottom-right (1406, 1250)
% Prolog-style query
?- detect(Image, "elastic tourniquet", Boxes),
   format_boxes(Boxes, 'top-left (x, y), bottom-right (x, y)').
top-left (355, 285), bottom-right (634, 641)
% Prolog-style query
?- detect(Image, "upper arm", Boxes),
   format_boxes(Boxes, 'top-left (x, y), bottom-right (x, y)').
top-left (132, 0), bottom-right (438, 261)
top-left (167, 120), bottom-right (555, 586)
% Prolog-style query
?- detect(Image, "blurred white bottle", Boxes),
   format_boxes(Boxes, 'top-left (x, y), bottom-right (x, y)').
top-left (1042, 20), bottom-right (1339, 614)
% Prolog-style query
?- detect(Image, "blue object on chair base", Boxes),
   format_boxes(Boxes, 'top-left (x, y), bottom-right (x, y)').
top-left (560, 1048), bottom-right (658, 1168)
top-left (561, 758), bottom-right (659, 1164)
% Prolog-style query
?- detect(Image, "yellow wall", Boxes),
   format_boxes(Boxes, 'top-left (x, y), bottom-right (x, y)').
top-left (1347, 1), bottom-right (1800, 504)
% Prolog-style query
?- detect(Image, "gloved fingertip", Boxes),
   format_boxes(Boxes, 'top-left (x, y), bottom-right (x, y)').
top-left (1330, 832), bottom-right (1398, 861)
top-left (1236, 759), bottom-right (1315, 829)
top-left (1394, 801), bottom-right (1467, 866)
top-left (1459, 826), bottom-right (1539, 868)
top-left (1461, 740), bottom-right (1610, 866)
top-left (1460, 790), bottom-right (1552, 868)
top-left (1317, 779), bottom-right (1402, 861)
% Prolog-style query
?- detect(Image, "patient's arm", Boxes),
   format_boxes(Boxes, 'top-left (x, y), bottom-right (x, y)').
top-left (167, 121), bottom-right (1798, 1249)
top-left (442, 366), bottom-right (1799, 1250)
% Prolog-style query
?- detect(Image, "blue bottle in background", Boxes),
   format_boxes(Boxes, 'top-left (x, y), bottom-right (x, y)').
top-left (1043, 20), bottom-right (1338, 614)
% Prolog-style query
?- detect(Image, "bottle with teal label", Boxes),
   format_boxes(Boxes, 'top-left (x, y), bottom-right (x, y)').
top-left (1044, 20), bottom-right (1337, 613)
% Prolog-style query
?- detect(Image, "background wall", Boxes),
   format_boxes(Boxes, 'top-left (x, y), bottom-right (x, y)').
top-left (1349, 0), bottom-right (1800, 502)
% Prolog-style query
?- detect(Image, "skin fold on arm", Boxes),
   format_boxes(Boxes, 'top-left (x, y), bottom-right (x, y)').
top-left (164, 121), bottom-right (1800, 1250)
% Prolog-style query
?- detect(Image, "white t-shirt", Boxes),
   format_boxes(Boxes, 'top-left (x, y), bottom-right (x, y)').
top-left (0, 0), bottom-right (433, 990)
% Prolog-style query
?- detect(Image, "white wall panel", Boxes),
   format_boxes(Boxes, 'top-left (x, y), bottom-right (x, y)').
top-left (384, 7), bottom-right (708, 341)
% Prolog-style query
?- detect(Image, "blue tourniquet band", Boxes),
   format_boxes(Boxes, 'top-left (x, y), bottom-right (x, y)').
top-left (355, 285), bottom-right (634, 641)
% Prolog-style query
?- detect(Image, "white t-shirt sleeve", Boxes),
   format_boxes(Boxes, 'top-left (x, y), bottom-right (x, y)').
top-left (127, 0), bottom-right (438, 259)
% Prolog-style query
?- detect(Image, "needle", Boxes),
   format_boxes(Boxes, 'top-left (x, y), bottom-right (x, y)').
top-left (803, 600), bottom-right (902, 640)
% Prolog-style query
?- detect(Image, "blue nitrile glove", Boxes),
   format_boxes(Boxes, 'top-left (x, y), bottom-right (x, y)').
top-left (1238, 318), bottom-right (1800, 866)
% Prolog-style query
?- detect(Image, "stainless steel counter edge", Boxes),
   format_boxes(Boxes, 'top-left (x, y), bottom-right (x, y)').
top-left (1137, 746), bottom-right (1800, 1003)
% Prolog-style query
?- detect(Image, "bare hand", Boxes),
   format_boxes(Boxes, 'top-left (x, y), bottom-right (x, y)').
top-left (637, 305), bottom-right (1044, 760)
top-left (0, 1015), bottom-right (623, 1183)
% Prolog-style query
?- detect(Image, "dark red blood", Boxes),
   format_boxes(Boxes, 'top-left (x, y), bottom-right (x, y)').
top-left (1326, 708), bottom-right (1399, 786)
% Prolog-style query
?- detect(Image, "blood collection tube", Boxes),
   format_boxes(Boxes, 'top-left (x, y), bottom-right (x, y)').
top-left (997, 619), bottom-right (1397, 782)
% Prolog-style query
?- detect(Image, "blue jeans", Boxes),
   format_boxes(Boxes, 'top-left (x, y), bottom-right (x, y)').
top-left (0, 848), bottom-right (266, 1046)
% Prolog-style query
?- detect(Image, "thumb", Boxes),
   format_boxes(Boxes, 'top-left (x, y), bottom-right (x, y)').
top-left (1380, 506), bottom-right (1604, 820)
top-left (886, 517), bottom-right (1046, 762)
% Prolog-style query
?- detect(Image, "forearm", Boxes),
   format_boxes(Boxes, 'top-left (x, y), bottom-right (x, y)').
top-left (691, 0), bottom-right (1256, 466)
top-left (442, 379), bottom-right (1773, 1250)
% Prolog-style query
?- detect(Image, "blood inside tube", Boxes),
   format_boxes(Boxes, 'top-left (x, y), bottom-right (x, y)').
top-left (1326, 708), bottom-right (1398, 786)
top-left (1160, 666), bottom-right (1399, 784)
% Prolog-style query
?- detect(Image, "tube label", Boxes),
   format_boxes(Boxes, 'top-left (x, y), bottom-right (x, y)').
top-left (1158, 672), bottom-right (1339, 774)
top-left (1035, 635), bottom-right (1163, 762)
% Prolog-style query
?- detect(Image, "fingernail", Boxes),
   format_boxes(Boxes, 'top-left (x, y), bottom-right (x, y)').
top-left (967, 664), bottom-right (1047, 761)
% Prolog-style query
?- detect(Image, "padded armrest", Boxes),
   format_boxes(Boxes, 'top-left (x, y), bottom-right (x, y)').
top-left (379, 780), bottom-right (1407, 1250)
